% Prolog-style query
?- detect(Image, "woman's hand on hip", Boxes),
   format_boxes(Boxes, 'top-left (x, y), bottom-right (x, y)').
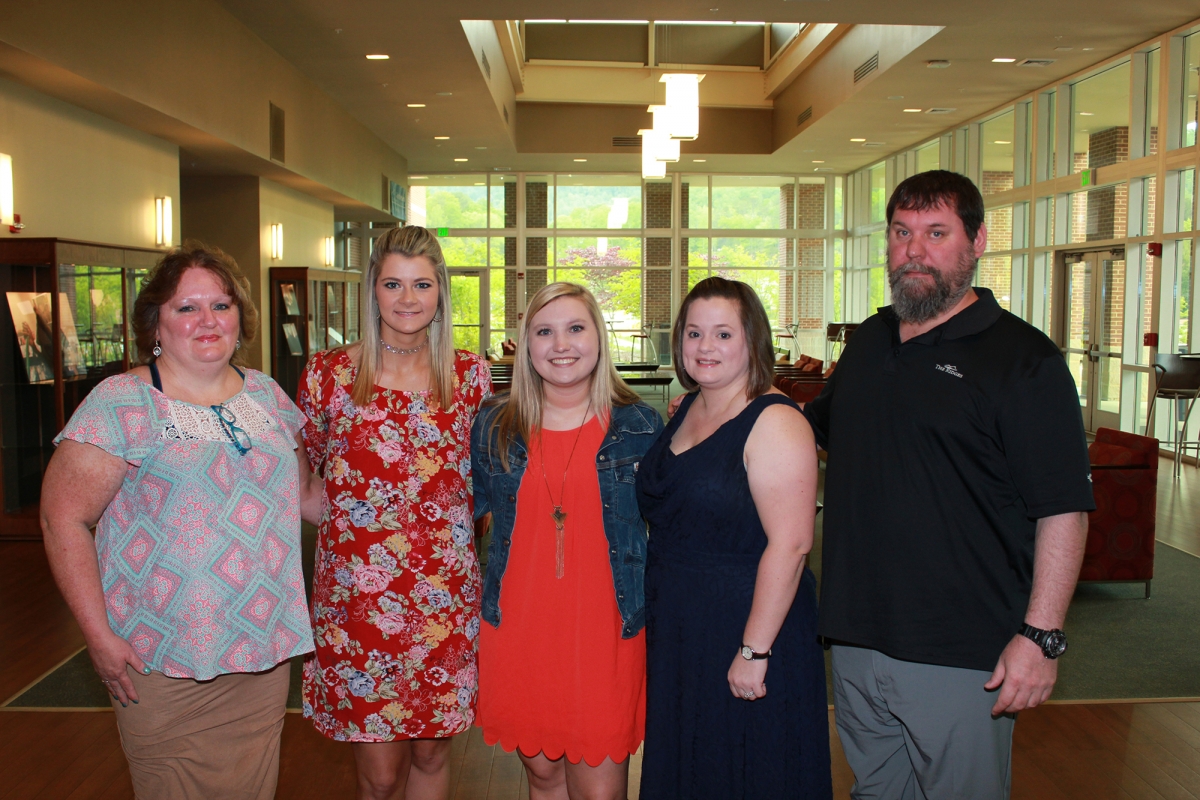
top-left (728, 655), bottom-right (768, 701)
top-left (88, 630), bottom-right (149, 707)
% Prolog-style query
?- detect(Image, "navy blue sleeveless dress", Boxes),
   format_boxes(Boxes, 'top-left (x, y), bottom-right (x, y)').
top-left (636, 393), bottom-right (832, 799)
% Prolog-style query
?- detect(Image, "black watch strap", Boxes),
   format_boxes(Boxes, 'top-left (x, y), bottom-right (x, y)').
top-left (1019, 623), bottom-right (1067, 659)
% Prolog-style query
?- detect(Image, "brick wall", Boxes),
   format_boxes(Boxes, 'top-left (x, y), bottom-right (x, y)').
top-left (797, 183), bottom-right (824, 229)
top-left (982, 171), bottom-right (1014, 195)
top-left (778, 184), bottom-right (795, 325)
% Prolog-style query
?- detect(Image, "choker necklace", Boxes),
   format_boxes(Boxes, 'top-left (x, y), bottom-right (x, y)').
top-left (382, 339), bottom-right (428, 356)
top-left (540, 398), bottom-right (593, 580)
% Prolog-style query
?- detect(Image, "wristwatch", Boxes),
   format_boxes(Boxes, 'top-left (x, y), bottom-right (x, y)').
top-left (1019, 623), bottom-right (1068, 659)
top-left (740, 644), bottom-right (771, 661)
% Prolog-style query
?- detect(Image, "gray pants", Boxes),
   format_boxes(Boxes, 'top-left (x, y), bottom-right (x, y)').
top-left (831, 645), bottom-right (1015, 800)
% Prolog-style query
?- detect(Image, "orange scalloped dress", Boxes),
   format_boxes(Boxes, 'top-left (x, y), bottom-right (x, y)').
top-left (477, 418), bottom-right (646, 766)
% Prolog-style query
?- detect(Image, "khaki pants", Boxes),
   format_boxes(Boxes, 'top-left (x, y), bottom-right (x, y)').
top-left (111, 661), bottom-right (291, 800)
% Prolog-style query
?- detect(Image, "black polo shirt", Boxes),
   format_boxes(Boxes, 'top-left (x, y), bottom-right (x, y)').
top-left (804, 289), bottom-right (1095, 672)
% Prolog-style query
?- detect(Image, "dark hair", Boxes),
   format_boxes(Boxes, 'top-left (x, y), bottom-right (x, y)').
top-left (132, 241), bottom-right (258, 365)
top-left (673, 276), bottom-right (775, 398)
top-left (886, 170), bottom-right (985, 243)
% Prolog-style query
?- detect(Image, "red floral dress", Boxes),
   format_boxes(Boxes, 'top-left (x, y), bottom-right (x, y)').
top-left (298, 348), bottom-right (491, 742)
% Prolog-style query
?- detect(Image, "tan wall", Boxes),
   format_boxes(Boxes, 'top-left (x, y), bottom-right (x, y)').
top-left (258, 178), bottom-right (334, 371)
top-left (460, 21), bottom-right (517, 147)
top-left (0, 78), bottom-right (178, 246)
top-left (0, 0), bottom-right (406, 214)
top-left (772, 24), bottom-right (942, 151)
top-left (179, 174), bottom-right (332, 375)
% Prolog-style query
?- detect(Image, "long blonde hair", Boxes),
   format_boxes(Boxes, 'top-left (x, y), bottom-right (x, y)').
top-left (351, 226), bottom-right (455, 408)
top-left (488, 282), bottom-right (641, 470)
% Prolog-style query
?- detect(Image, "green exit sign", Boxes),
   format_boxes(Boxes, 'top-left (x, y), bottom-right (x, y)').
top-left (436, 227), bottom-right (449, 236)
top-left (1081, 169), bottom-right (1092, 187)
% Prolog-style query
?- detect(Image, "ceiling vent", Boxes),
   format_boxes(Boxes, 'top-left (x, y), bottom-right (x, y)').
top-left (796, 106), bottom-right (813, 127)
top-left (481, 50), bottom-right (492, 80)
top-left (612, 136), bottom-right (643, 147)
top-left (854, 53), bottom-right (879, 83)
top-left (861, 141), bottom-right (886, 148)
top-left (503, 106), bottom-right (509, 124)
top-left (1017, 58), bottom-right (1056, 67)
top-left (925, 107), bottom-right (957, 114)
top-left (269, 102), bottom-right (285, 163)
top-left (926, 60), bottom-right (951, 69)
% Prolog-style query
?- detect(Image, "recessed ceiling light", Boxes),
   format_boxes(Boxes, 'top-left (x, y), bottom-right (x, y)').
top-left (903, 108), bottom-right (922, 113)
top-left (1055, 46), bottom-right (1073, 52)
top-left (574, 158), bottom-right (587, 162)
top-left (475, 146), bottom-right (487, 150)
top-left (887, 95), bottom-right (905, 100)
top-left (992, 57), bottom-right (1017, 63)
top-left (812, 160), bottom-right (825, 163)
top-left (993, 140), bottom-right (1011, 144)
top-left (434, 135), bottom-right (450, 140)
top-left (850, 138), bottom-right (866, 142)
top-left (474, 182), bottom-right (484, 186)
top-left (1079, 111), bottom-right (1094, 116)
top-left (411, 176), bottom-right (428, 180)
top-left (436, 92), bottom-right (453, 96)
top-left (366, 54), bottom-right (390, 60)
top-left (454, 158), bottom-right (468, 162)
top-left (1081, 47), bottom-right (1094, 51)
top-left (693, 159), bottom-right (707, 162)
top-left (407, 103), bottom-right (425, 108)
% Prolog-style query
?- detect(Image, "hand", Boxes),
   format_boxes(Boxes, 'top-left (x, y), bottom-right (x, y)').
top-left (728, 654), bottom-right (768, 701)
top-left (87, 630), bottom-right (150, 707)
top-left (667, 393), bottom-right (686, 418)
top-left (985, 634), bottom-right (1058, 715)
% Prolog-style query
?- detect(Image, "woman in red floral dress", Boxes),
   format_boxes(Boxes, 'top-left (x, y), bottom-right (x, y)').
top-left (298, 226), bottom-right (491, 800)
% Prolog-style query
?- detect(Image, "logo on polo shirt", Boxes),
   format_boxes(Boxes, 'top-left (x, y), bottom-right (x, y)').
top-left (935, 363), bottom-right (964, 378)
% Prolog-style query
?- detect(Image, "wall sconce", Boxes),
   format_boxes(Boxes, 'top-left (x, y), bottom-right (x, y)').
top-left (0, 153), bottom-right (14, 228)
top-left (270, 223), bottom-right (283, 260)
top-left (324, 236), bottom-right (335, 267)
top-left (155, 196), bottom-right (173, 247)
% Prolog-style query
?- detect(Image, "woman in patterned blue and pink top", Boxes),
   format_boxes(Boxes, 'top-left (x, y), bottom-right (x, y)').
top-left (41, 243), bottom-right (323, 800)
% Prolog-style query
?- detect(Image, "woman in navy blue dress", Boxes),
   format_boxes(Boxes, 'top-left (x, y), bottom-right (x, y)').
top-left (637, 277), bottom-right (831, 799)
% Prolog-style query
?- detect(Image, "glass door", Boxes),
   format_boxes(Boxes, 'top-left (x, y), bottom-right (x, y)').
top-left (448, 269), bottom-right (488, 355)
top-left (1062, 249), bottom-right (1124, 431)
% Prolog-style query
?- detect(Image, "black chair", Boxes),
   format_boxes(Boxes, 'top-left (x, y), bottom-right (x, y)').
top-left (1146, 353), bottom-right (1200, 478)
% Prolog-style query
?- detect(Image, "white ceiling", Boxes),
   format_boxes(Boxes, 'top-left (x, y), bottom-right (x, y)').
top-left (214, 0), bottom-right (1200, 177)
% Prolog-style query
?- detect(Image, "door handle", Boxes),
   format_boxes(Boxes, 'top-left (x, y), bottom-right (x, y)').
top-left (1087, 344), bottom-right (1100, 363)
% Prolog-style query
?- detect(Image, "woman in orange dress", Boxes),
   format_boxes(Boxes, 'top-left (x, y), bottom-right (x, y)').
top-left (470, 283), bottom-right (663, 799)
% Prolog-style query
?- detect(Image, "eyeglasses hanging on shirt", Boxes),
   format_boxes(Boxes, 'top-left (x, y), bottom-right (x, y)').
top-left (211, 404), bottom-right (253, 456)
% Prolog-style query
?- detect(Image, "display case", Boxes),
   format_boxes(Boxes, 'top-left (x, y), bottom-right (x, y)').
top-left (0, 238), bottom-right (160, 538)
top-left (269, 267), bottom-right (362, 400)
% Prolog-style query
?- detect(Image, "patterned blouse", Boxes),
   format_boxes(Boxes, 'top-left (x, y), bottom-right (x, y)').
top-left (54, 370), bottom-right (315, 680)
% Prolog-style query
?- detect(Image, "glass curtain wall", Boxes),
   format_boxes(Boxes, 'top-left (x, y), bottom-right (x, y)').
top-left (413, 173), bottom-right (837, 364)
top-left (838, 23), bottom-right (1200, 441)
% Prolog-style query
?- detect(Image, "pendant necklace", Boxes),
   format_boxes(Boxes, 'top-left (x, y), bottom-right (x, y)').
top-left (540, 397), bottom-right (593, 580)
top-left (382, 337), bottom-right (428, 356)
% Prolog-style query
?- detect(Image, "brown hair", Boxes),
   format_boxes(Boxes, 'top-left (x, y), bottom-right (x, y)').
top-left (486, 282), bottom-right (641, 471)
top-left (351, 226), bottom-right (455, 409)
top-left (672, 276), bottom-right (775, 399)
top-left (132, 241), bottom-right (258, 365)
top-left (887, 169), bottom-right (985, 243)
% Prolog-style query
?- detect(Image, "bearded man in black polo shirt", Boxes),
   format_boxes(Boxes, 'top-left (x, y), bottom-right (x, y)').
top-left (803, 170), bottom-right (1094, 799)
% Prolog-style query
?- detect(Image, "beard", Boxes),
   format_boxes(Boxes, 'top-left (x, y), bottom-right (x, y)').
top-left (887, 250), bottom-right (978, 324)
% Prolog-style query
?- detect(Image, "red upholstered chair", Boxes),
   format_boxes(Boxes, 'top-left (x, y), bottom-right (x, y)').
top-left (1080, 427), bottom-right (1159, 598)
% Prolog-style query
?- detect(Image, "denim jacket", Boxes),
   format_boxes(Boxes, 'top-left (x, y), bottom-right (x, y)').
top-left (470, 401), bottom-right (664, 638)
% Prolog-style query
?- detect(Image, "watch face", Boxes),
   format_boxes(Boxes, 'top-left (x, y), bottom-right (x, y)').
top-left (1044, 629), bottom-right (1068, 658)
top-left (741, 646), bottom-right (752, 660)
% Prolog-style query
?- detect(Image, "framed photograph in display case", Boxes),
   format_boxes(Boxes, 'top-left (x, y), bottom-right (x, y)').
top-left (0, 238), bottom-right (160, 538)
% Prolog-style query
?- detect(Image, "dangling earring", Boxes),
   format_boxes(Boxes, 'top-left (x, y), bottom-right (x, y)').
top-left (235, 339), bottom-right (242, 350)
top-left (152, 339), bottom-right (162, 358)
top-left (432, 311), bottom-right (443, 323)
